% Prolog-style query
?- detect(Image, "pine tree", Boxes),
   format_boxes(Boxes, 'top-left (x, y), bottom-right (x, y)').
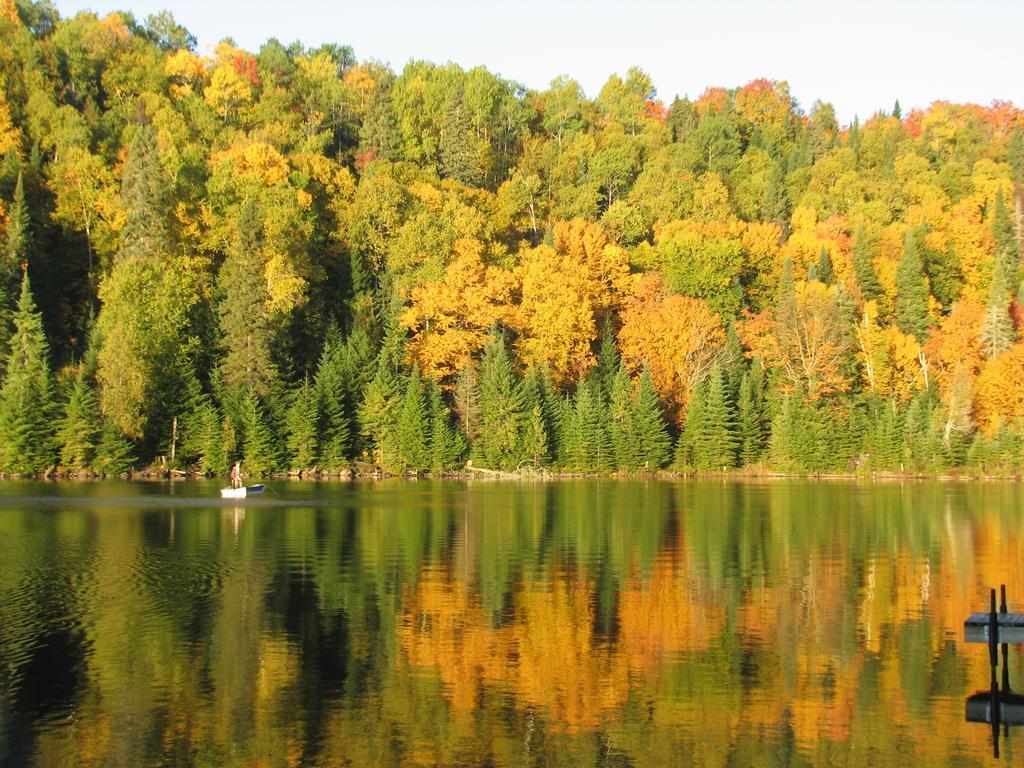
top-left (676, 379), bottom-right (707, 470)
top-left (852, 224), bottom-right (882, 303)
top-left (0, 271), bottom-right (55, 472)
top-left (357, 319), bottom-right (403, 468)
top-left (608, 363), bottom-right (637, 470)
top-left (594, 320), bottom-right (621, 398)
top-left (239, 388), bottom-right (279, 476)
top-left (695, 364), bottom-right (737, 470)
top-left (568, 377), bottom-right (611, 473)
top-left (427, 379), bottom-right (465, 473)
top-left (181, 395), bottom-right (226, 475)
top-left (760, 159), bottom-right (789, 226)
top-left (737, 359), bottom-right (767, 466)
top-left (473, 334), bottom-right (525, 470)
top-left (3, 171), bottom-right (29, 273)
top-left (892, 99), bottom-right (902, 120)
top-left (218, 199), bottom-right (277, 395)
top-left (315, 333), bottom-right (352, 471)
top-left (980, 258), bottom-right (1015, 359)
top-left (894, 227), bottom-right (930, 342)
top-left (992, 188), bottom-right (1019, 291)
top-left (633, 367), bottom-right (671, 471)
top-left (721, 318), bottom-right (745, 402)
top-left (93, 418), bottom-right (135, 476)
top-left (57, 369), bottom-right (100, 471)
top-left (393, 367), bottom-right (429, 473)
top-left (813, 245), bottom-right (833, 285)
top-left (1009, 127), bottom-right (1024, 184)
top-left (519, 367), bottom-right (549, 468)
top-left (285, 376), bottom-right (318, 473)
top-left (769, 395), bottom-right (803, 473)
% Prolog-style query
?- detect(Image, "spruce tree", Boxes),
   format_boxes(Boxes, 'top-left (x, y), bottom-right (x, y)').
top-left (568, 377), bottom-right (611, 473)
top-left (315, 333), bottom-right (352, 471)
top-left (980, 258), bottom-right (1015, 359)
top-left (608, 363), bottom-right (638, 470)
top-left (760, 159), bottom-right (789, 226)
top-left (239, 388), bottom-right (279, 476)
top-left (218, 198), bottom-right (277, 395)
top-left (813, 245), bottom-right (833, 285)
top-left (633, 367), bottom-right (671, 471)
top-left (427, 379), bottom-right (465, 473)
top-left (57, 369), bottom-right (100, 471)
top-left (0, 271), bottom-right (55, 472)
top-left (393, 367), bottom-right (429, 473)
top-left (737, 359), bottom-right (767, 466)
top-left (852, 224), bottom-right (882, 303)
top-left (181, 396), bottom-right (226, 475)
top-left (285, 376), bottom-right (318, 473)
top-left (473, 334), bottom-right (525, 470)
top-left (695, 364), bottom-right (737, 470)
top-left (3, 171), bottom-right (28, 273)
top-left (93, 418), bottom-right (135, 476)
top-left (357, 319), bottom-right (403, 468)
top-left (992, 188), bottom-right (1019, 291)
top-left (519, 367), bottom-right (549, 468)
top-left (594, 320), bottom-right (621, 398)
top-left (453, 362), bottom-right (481, 445)
top-left (676, 378), bottom-right (707, 470)
top-left (769, 395), bottom-right (803, 473)
top-left (894, 227), bottom-right (930, 342)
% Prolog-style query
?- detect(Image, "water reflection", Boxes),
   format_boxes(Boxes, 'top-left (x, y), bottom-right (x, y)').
top-left (0, 479), bottom-right (1021, 765)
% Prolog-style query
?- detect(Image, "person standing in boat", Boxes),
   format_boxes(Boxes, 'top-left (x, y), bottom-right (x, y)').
top-left (230, 461), bottom-right (242, 489)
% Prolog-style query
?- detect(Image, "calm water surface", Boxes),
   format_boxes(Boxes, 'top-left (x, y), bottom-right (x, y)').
top-left (0, 479), bottom-right (1022, 767)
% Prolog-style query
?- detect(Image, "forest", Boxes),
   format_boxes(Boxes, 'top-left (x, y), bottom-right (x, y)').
top-left (0, 0), bottom-right (1023, 477)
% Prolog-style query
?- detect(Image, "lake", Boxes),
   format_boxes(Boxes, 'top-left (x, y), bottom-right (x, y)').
top-left (0, 479), bottom-right (1022, 766)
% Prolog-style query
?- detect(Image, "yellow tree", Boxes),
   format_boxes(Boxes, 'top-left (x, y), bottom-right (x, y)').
top-left (744, 279), bottom-right (853, 399)
top-left (975, 344), bottom-right (1024, 433)
top-left (855, 302), bottom-right (926, 401)
top-left (402, 238), bottom-right (514, 382)
top-left (513, 242), bottom-right (598, 386)
top-left (619, 272), bottom-right (724, 418)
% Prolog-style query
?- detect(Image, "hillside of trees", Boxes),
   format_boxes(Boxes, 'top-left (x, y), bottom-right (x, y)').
top-left (1, 1), bottom-right (1023, 477)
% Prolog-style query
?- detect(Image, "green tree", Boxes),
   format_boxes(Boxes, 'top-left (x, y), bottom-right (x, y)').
top-left (736, 359), bottom-right (767, 466)
top-left (473, 334), bottom-right (525, 470)
top-left (315, 333), bottom-right (352, 471)
top-left (980, 258), bottom-right (1015, 359)
top-left (633, 367), bottom-right (671, 471)
top-left (694, 364), bottom-right (737, 470)
top-left (393, 367), bottom-right (429, 473)
top-left (894, 227), bottom-right (929, 342)
top-left (992, 188), bottom-right (1019, 291)
top-left (239, 388), bottom-right (279, 476)
top-left (427, 378), bottom-right (465, 472)
top-left (285, 376), bottom-right (318, 473)
top-left (519, 367), bottom-right (549, 468)
top-left (218, 199), bottom-right (277, 395)
top-left (852, 224), bottom-right (882, 303)
top-left (57, 368), bottom-right (99, 471)
top-left (0, 271), bottom-right (55, 472)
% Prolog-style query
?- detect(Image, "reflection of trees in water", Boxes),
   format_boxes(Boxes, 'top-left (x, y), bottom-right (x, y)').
top-left (1, 480), bottom-right (1023, 765)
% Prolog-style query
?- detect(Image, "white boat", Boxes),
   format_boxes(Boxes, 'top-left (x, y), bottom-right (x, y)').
top-left (220, 484), bottom-right (266, 499)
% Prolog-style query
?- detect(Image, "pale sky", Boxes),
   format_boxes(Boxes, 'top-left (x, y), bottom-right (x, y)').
top-left (55, 0), bottom-right (1023, 125)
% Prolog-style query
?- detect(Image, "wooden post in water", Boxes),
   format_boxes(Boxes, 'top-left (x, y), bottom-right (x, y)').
top-left (989, 589), bottom-right (998, 688)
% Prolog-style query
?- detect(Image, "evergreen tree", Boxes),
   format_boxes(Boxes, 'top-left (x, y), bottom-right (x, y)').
top-left (218, 198), bottom-right (277, 395)
top-left (594, 320), bottom-right (621, 398)
top-left (760, 159), bottom-right (789, 226)
top-left (676, 379), bottom-right (707, 470)
top-left (0, 271), bottom-right (55, 472)
top-left (93, 418), bottom-right (135, 476)
top-left (867, 397), bottom-right (904, 471)
top-left (633, 367), bottom-right (671, 471)
top-left (239, 388), bottom-right (279, 476)
top-left (894, 227), bottom-right (930, 342)
top-left (812, 245), bottom-right (833, 285)
top-left (892, 99), bottom-right (902, 120)
top-left (852, 224), bottom-right (882, 303)
top-left (57, 369), bottom-right (99, 471)
top-left (393, 367), bottom-right (429, 473)
top-left (427, 379), bottom-right (465, 473)
top-left (473, 334), bottom-right (525, 470)
top-left (608, 363), bottom-right (638, 470)
top-left (3, 171), bottom-right (29, 272)
top-left (568, 377), bottom-right (612, 473)
top-left (181, 395), bottom-right (226, 475)
top-left (357, 318), bottom-right (403, 468)
top-left (992, 188), bottom-right (1019, 291)
top-left (1008, 127), bottom-right (1024, 184)
top-left (769, 395), bottom-right (803, 473)
top-left (737, 359), bottom-right (767, 466)
top-left (315, 333), bottom-right (352, 471)
top-left (980, 258), bottom-right (1015, 359)
top-left (721, 318), bottom-right (745, 401)
top-left (285, 376), bottom-right (318, 472)
top-left (694, 364), bottom-right (737, 470)
top-left (519, 367), bottom-right (549, 468)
